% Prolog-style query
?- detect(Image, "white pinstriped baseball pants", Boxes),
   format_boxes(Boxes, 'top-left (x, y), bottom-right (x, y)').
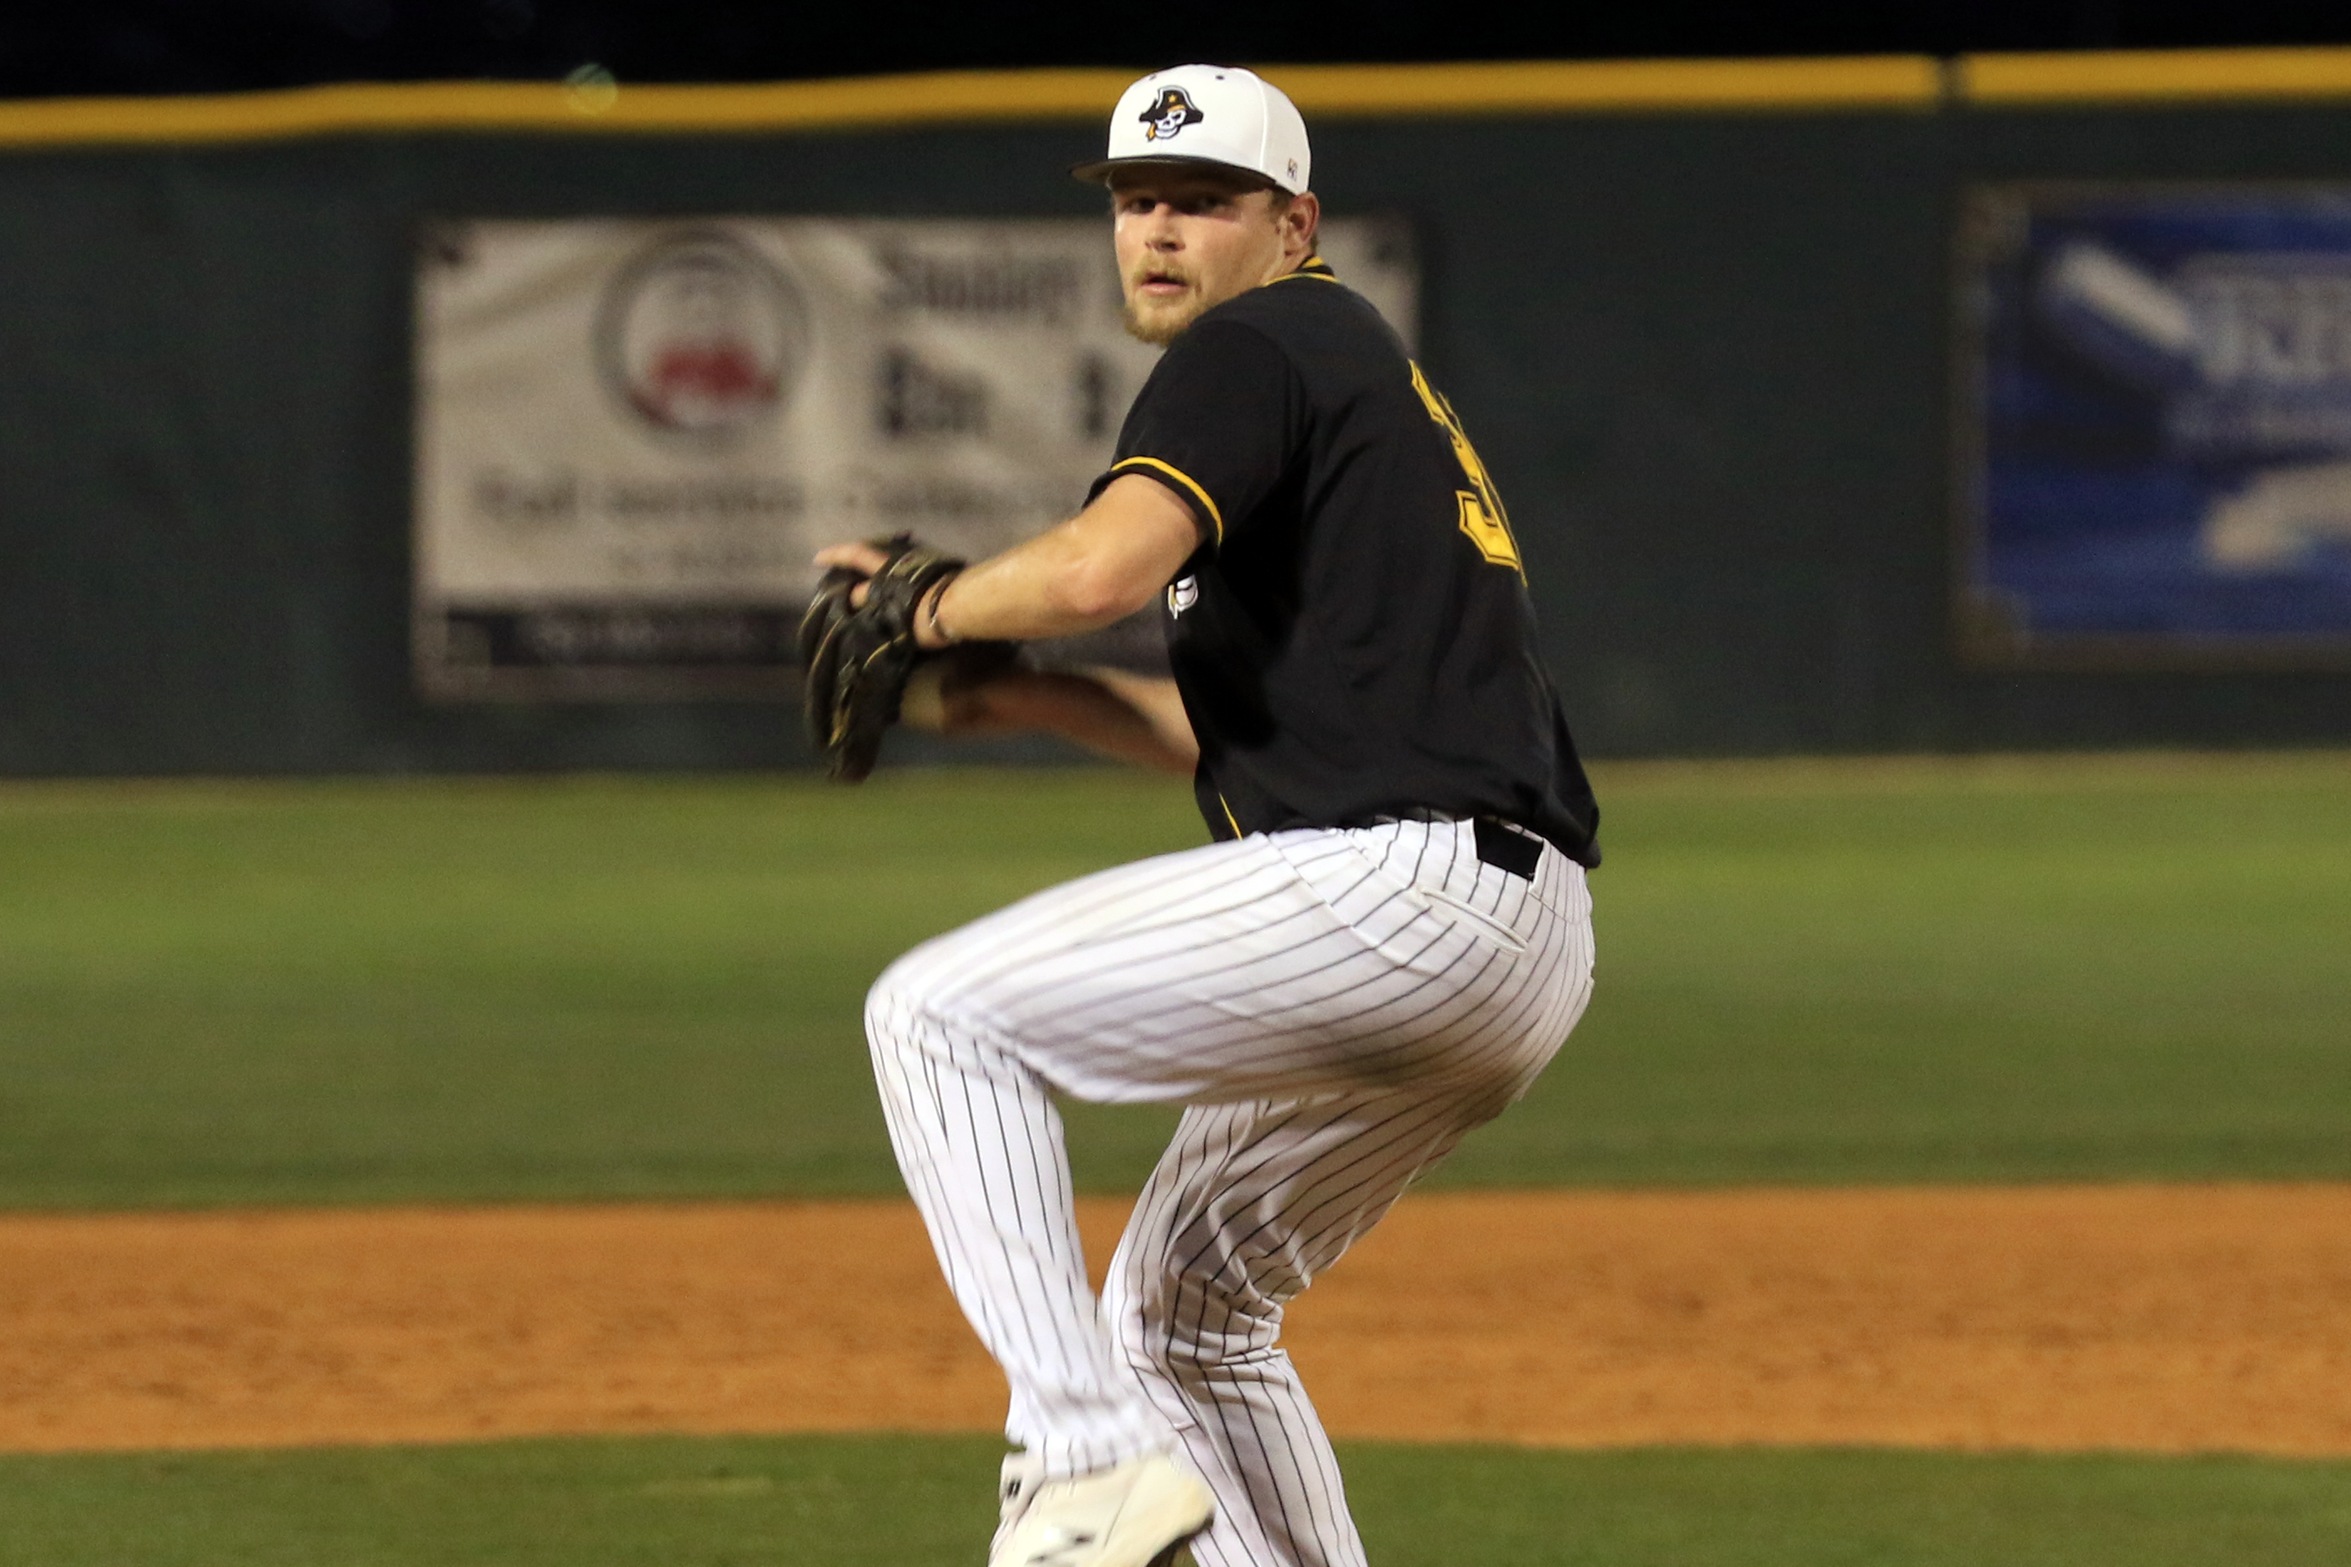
top-left (865, 817), bottom-right (1594, 1567)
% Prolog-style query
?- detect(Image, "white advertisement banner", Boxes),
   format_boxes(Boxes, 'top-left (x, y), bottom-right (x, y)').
top-left (413, 215), bottom-right (1417, 698)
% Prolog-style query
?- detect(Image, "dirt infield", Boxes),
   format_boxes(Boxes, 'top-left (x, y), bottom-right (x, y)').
top-left (2, 1185), bottom-right (2346, 1457)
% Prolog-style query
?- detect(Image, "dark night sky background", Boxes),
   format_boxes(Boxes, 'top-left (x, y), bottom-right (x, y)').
top-left (10, 2), bottom-right (2351, 98)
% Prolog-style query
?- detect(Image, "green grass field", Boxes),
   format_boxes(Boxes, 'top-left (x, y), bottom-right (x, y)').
top-left (4, 1435), bottom-right (2349, 1567)
top-left (2, 753), bottom-right (2346, 1206)
top-left (3, 753), bottom-right (2347, 1564)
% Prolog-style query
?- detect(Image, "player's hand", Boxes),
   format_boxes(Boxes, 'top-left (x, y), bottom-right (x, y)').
top-left (811, 540), bottom-right (960, 649)
top-left (812, 540), bottom-right (893, 609)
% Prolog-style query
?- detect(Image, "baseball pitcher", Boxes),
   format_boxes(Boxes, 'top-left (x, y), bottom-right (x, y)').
top-left (804, 64), bottom-right (1601, 1567)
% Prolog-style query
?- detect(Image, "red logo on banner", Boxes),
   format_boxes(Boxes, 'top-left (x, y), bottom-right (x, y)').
top-left (596, 229), bottom-right (809, 442)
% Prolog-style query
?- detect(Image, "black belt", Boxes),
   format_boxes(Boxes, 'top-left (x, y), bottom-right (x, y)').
top-left (1472, 817), bottom-right (1545, 881)
top-left (1349, 810), bottom-right (1546, 882)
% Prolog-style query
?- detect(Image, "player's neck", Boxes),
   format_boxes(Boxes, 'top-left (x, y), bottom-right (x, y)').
top-left (1261, 248), bottom-right (1320, 287)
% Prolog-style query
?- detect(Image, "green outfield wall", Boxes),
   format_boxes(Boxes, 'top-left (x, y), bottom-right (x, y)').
top-left (4, 59), bottom-right (2351, 774)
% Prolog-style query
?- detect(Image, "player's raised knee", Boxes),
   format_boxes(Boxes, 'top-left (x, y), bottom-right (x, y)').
top-left (862, 934), bottom-right (988, 1056)
top-left (861, 953), bottom-right (931, 1050)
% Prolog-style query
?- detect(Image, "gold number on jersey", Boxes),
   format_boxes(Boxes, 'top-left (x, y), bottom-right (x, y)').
top-left (1409, 361), bottom-right (1524, 576)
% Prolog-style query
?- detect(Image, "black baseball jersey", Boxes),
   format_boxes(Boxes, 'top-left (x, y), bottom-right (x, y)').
top-left (1086, 256), bottom-right (1601, 868)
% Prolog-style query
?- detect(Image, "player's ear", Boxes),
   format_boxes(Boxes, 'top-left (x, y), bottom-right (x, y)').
top-left (1285, 191), bottom-right (1321, 254)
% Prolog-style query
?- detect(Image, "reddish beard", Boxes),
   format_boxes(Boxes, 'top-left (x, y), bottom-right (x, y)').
top-left (1122, 277), bottom-right (1202, 346)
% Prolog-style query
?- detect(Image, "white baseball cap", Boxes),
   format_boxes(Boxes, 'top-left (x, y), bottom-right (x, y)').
top-left (1071, 65), bottom-right (1312, 195)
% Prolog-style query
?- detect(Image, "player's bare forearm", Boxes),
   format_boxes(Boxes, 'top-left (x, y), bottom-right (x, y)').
top-left (815, 474), bottom-right (1201, 649)
top-left (907, 664), bottom-right (1197, 775)
top-left (1082, 668), bottom-right (1198, 770)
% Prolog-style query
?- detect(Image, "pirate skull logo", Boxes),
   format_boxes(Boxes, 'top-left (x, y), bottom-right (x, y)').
top-left (1140, 85), bottom-right (1205, 143)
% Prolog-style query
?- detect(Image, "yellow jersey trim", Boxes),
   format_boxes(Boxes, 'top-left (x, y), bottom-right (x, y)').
top-left (1218, 793), bottom-right (1245, 838)
top-left (1110, 457), bottom-right (1225, 545)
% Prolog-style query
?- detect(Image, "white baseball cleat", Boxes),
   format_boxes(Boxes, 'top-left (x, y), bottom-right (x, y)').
top-left (990, 1450), bottom-right (1214, 1567)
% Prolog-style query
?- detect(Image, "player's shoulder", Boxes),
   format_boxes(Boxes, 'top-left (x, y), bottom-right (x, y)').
top-left (1209, 256), bottom-right (1380, 330)
top-left (1194, 258), bottom-right (1406, 374)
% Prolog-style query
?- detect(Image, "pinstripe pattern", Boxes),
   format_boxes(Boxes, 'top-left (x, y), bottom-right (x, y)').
top-left (865, 818), bottom-right (1595, 1565)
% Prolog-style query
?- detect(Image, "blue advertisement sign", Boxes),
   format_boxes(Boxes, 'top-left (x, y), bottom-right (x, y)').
top-left (1962, 185), bottom-right (2351, 664)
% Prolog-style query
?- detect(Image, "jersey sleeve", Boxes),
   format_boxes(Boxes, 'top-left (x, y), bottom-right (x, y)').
top-left (1088, 319), bottom-right (1302, 548)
